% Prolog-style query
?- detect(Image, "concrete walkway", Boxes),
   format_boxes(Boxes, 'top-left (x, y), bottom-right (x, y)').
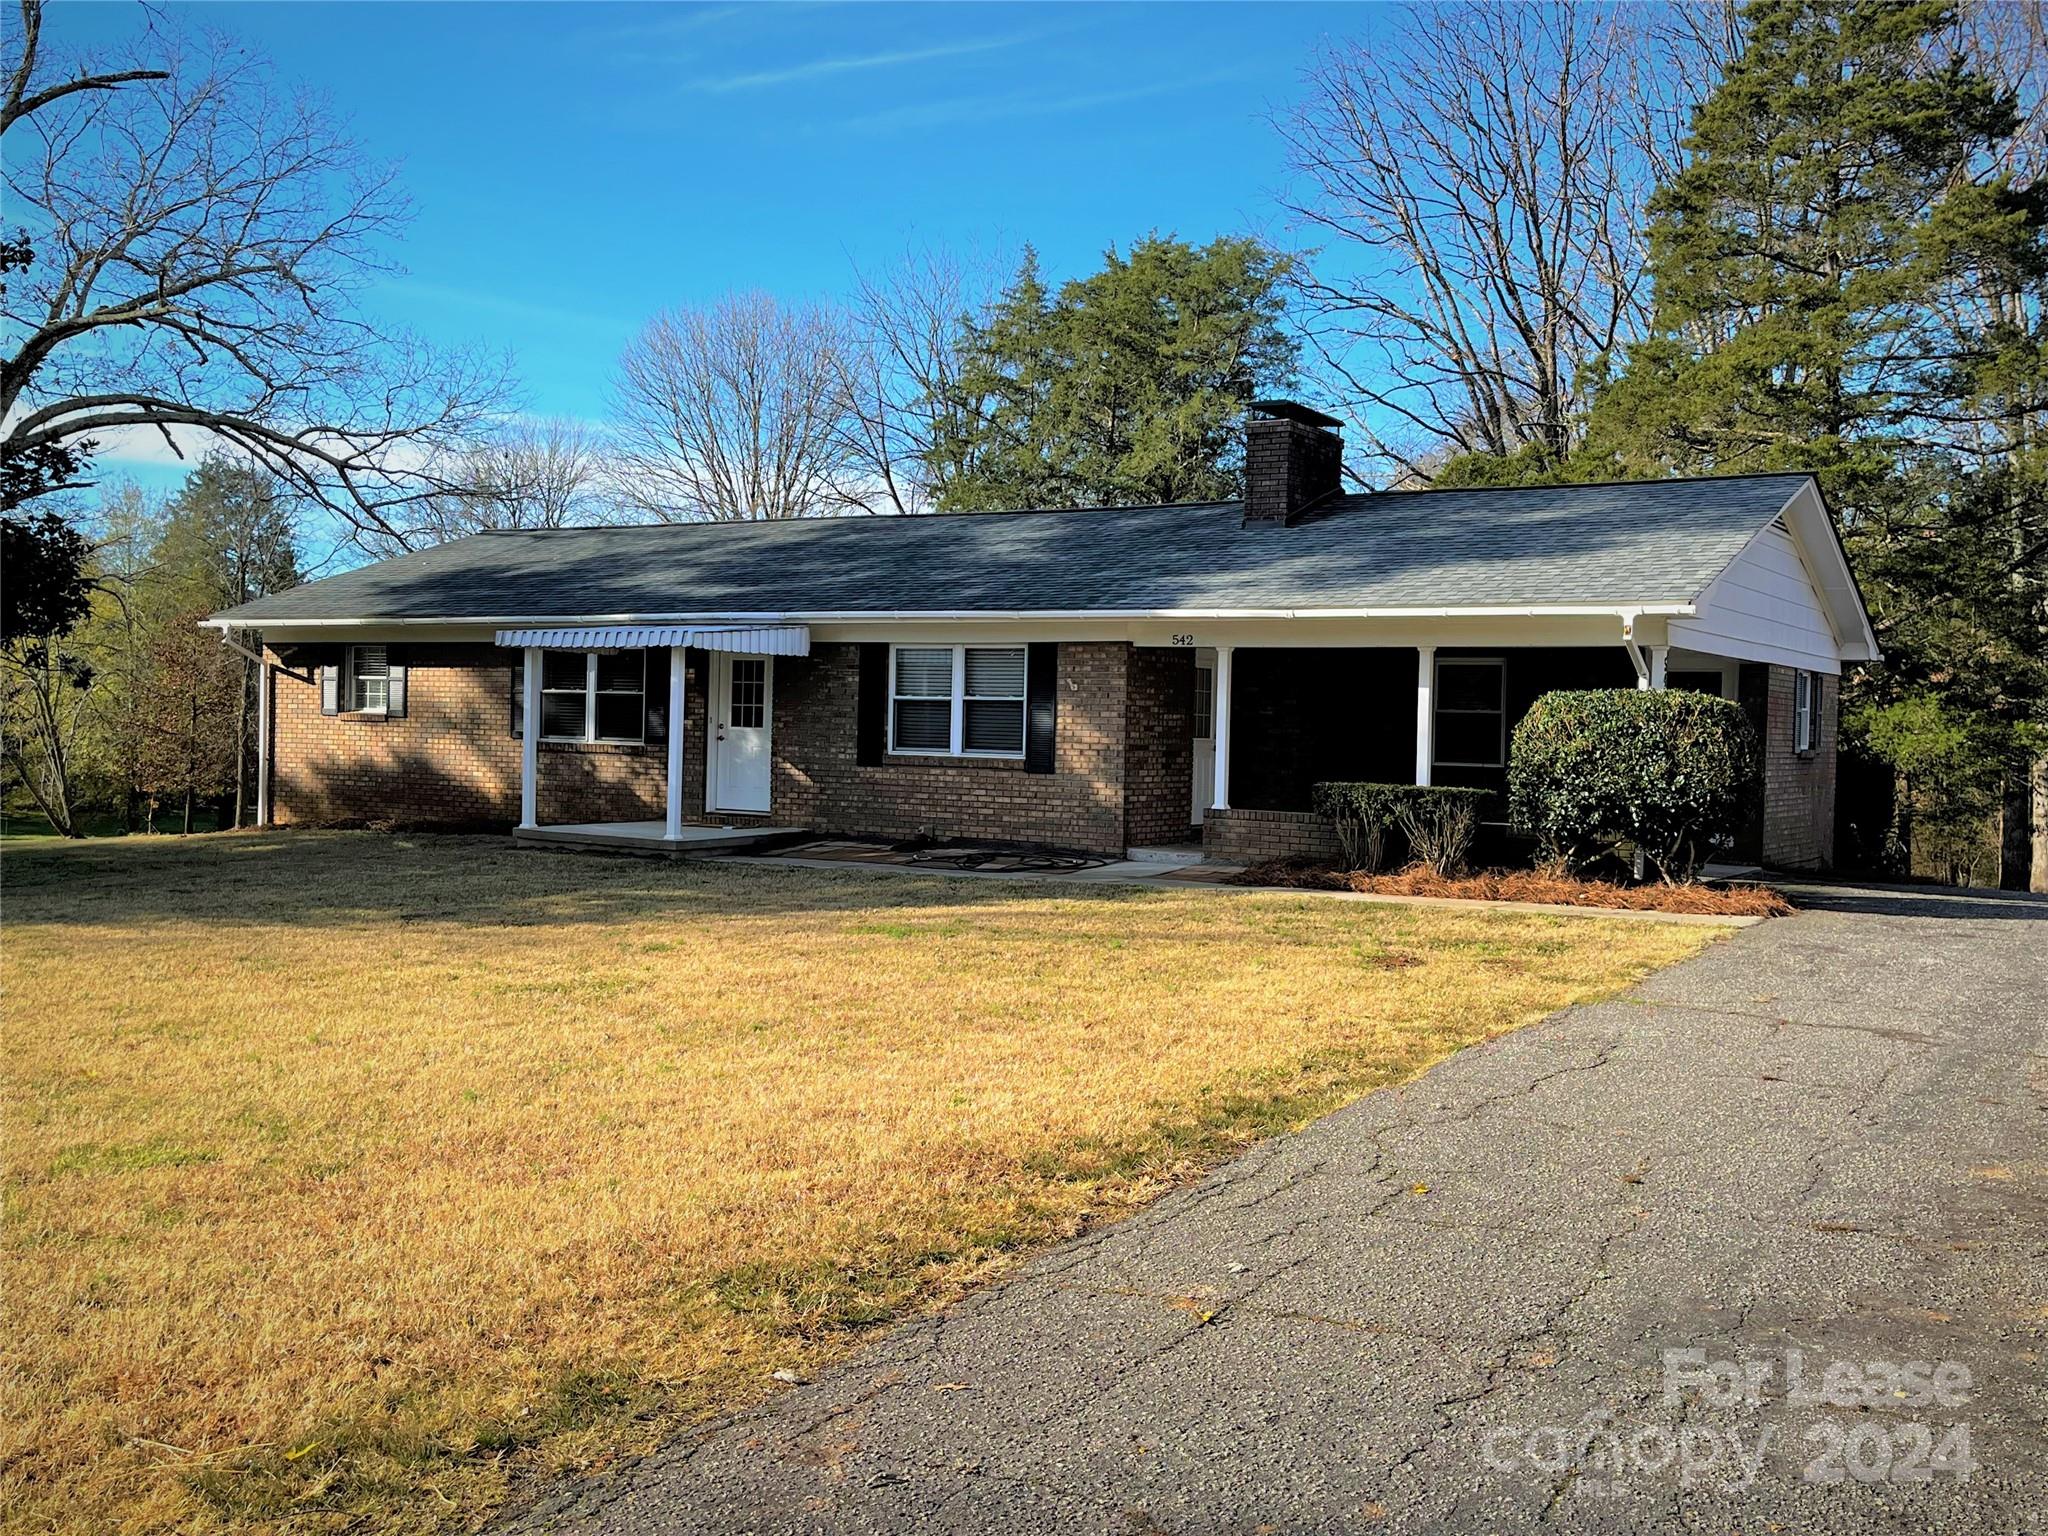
top-left (507, 882), bottom-right (2047, 1535)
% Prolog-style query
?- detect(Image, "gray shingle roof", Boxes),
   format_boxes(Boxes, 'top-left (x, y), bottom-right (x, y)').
top-left (213, 474), bottom-right (1812, 624)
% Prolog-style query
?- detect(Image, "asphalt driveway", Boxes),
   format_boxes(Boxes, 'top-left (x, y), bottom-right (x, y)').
top-left (508, 882), bottom-right (2047, 1535)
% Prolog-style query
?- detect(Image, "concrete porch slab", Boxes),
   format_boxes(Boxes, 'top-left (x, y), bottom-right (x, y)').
top-left (513, 821), bottom-right (807, 856)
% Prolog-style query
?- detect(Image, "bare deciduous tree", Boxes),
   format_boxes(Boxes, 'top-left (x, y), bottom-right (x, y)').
top-left (1277, 2), bottom-right (1711, 482)
top-left (396, 417), bottom-right (614, 547)
top-left (833, 245), bottom-right (1001, 515)
top-left (609, 293), bottom-right (852, 521)
top-left (0, 1), bottom-right (514, 547)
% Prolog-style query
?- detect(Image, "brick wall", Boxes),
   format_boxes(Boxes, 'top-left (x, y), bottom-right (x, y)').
top-left (1200, 807), bottom-right (1341, 865)
top-left (269, 644), bottom-right (522, 827)
top-left (270, 639), bottom-right (1199, 855)
top-left (270, 643), bottom-right (687, 829)
top-left (772, 641), bottom-right (1132, 854)
top-left (536, 743), bottom-right (665, 824)
top-left (1759, 664), bottom-right (1838, 870)
top-left (1125, 647), bottom-right (1196, 845)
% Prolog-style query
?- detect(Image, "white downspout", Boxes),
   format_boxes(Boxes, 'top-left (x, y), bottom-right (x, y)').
top-left (1209, 644), bottom-right (1233, 811)
top-left (1621, 613), bottom-right (1650, 688)
top-left (1414, 645), bottom-right (1436, 786)
top-left (665, 644), bottom-right (686, 841)
top-left (256, 658), bottom-right (271, 828)
top-left (519, 645), bottom-right (541, 830)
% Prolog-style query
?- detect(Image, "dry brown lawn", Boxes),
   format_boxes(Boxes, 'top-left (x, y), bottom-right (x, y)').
top-left (2, 830), bottom-right (1723, 1535)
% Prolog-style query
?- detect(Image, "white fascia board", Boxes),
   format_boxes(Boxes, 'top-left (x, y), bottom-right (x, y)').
top-left (204, 601), bottom-right (1698, 630)
top-left (1745, 479), bottom-right (1880, 661)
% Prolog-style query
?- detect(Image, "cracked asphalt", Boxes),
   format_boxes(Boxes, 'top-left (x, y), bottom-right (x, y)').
top-left (504, 882), bottom-right (2047, 1535)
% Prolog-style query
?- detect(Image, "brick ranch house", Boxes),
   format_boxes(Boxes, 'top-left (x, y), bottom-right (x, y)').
top-left (208, 403), bottom-right (1879, 870)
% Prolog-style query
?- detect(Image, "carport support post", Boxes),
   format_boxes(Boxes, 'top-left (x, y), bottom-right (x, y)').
top-left (1414, 646), bottom-right (1435, 786)
top-left (1649, 645), bottom-right (1668, 690)
top-left (519, 645), bottom-right (540, 830)
top-left (665, 644), bottom-right (686, 840)
top-left (1210, 644), bottom-right (1233, 811)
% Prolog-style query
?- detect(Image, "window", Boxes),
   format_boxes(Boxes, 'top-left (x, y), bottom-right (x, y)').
top-left (540, 650), bottom-right (646, 744)
top-left (889, 644), bottom-right (1027, 757)
top-left (540, 651), bottom-right (589, 740)
top-left (1433, 657), bottom-right (1506, 768)
top-left (1794, 670), bottom-right (1817, 753)
top-left (349, 645), bottom-right (389, 713)
top-left (593, 652), bottom-right (645, 742)
top-left (1192, 663), bottom-right (1214, 740)
top-left (727, 657), bottom-right (766, 729)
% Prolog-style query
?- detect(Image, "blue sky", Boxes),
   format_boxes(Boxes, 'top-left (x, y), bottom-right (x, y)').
top-left (58, 1), bottom-right (1354, 445)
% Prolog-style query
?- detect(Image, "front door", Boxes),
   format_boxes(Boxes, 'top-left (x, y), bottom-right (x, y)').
top-left (711, 654), bottom-right (773, 815)
top-left (1190, 652), bottom-right (1216, 826)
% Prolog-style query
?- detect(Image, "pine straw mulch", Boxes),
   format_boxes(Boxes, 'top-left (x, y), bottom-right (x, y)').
top-left (1231, 859), bottom-right (1793, 917)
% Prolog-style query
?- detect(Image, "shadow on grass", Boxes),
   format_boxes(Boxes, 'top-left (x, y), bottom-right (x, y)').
top-left (0, 827), bottom-right (1174, 932)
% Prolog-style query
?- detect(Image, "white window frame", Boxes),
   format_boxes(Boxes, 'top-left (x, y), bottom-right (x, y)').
top-left (347, 644), bottom-right (389, 715)
top-left (1432, 656), bottom-right (1507, 769)
top-left (539, 649), bottom-right (646, 746)
top-left (887, 643), bottom-right (1027, 759)
top-left (1794, 670), bottom-right (1816, 754)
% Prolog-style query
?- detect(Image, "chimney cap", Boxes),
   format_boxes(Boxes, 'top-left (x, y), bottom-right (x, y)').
top-left (1249, 399), bottom-right (1343, 431)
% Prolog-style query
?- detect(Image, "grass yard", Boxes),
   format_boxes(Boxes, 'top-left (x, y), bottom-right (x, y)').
top-left (2, 831), bottom-right (1723, 1535)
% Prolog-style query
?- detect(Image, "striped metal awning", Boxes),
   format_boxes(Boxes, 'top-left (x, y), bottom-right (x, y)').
top-left (494, 624), bottom-right (809, 656)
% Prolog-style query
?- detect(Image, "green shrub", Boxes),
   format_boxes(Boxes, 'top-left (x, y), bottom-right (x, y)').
top-left (1311, 782), bottom-right (1490, 875)
top-left (1508, 689), bottom-right (1761, 883)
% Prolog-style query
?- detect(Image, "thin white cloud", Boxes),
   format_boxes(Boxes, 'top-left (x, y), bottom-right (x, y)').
top-left (692, 33), bottom-right (1028, 93)
top-left (845, 69), bottom-right (1256, 135)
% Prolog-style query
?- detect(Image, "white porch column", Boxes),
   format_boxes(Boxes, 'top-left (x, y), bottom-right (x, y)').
top-left (1210, 643), bottom-right (1234, 811)
top-left (255, 658), bottom-right (271, 827)
top-left (519, 645), bottom-right (541, 830)
top-left (664, 644), bottom-right (686, 840)
top-left (1414, 645), bottom-right (1436, 786)
top-left (1649, 645), bottom-right (1668, 690)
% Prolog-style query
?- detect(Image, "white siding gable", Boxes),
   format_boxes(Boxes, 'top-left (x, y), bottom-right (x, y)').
top-left (1668, 517), bottom-right (1844, 673)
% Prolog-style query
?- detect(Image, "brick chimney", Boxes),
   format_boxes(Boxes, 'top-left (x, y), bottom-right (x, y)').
top-left (1243, 400), bottom-right (1344, 527)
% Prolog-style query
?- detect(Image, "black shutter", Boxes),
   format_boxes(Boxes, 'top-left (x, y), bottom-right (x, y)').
top-left (644, 647), bottom-right (670, 745)
top-left (509, 656), bottom-right (524, 738)
top-left (1025, 642), bottom-right (1057, 774)
top-left (856, 643), bottom-right (888, 766)
top-left (386, 646), bottom-right (409, 719)
top-left (321, 664), bottom-right (340, 716)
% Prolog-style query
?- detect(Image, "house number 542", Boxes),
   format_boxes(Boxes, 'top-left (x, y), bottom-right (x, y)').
top-left (1171, 633), bottom-right (1197, 647)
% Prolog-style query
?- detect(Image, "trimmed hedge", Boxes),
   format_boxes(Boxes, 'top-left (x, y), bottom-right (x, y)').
top-left (1311, 782), bottom-right (1490, 875)
top-left (1508, 689), bottom-right (1760, 883)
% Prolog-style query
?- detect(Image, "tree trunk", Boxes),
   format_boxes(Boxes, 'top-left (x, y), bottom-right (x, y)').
top-left (2000, 768), bottom-right (2033, 890)
top-left (2032, 754), bottom-right (2048, 895)
top-left (182, 693), bottom-right (197, 835)
top-left (1888, 770), bottom-right (1914, 878)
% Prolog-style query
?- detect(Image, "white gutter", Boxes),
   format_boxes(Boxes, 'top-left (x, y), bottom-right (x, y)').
top-left (204, 602), bottom-right (1700, 629)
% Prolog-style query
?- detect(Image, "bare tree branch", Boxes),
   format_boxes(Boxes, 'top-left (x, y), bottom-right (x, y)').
top-left (832, 243), bottom-right (1002, 515)
top-left (1, 1), bottom-right (516, 546)
top-left (608, 293), bottom-right (853, 522)
top-left (1275, 1), bottom-right (1724, 483)
top-left (385, 416), bottom-right (616, 550)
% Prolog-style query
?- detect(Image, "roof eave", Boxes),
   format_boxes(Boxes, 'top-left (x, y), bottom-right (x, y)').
top-left (204, 601), bottom-right (1702, 629)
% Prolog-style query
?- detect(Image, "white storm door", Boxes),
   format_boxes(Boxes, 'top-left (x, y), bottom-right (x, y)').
top-left (1191, 653), bottom-right (1216, 826)
top-left (712, 653), bottom-right (773, 814)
